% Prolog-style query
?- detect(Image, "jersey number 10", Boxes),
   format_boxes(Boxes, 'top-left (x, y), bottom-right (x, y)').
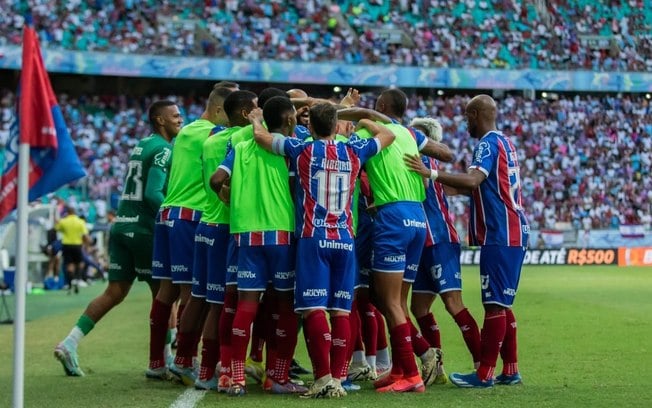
top-left (313, 170), bottom-right (350, 215)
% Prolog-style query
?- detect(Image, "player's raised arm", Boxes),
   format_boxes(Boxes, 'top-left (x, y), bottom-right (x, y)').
top-left (418, 138), bottom-right (454, 162)
top-left (355, 118), bottom-right (395, 149)
top-left (404, 153), bottom-right (486, 190)
top-left (337, 107), bottom-right (392, 124)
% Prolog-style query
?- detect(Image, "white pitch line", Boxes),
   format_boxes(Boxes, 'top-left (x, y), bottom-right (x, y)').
top-left (170, 389), bottom-right (206, 408)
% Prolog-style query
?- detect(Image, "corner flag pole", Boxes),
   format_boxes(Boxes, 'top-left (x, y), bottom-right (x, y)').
top-left (13, 143), bottom-right (29, 408)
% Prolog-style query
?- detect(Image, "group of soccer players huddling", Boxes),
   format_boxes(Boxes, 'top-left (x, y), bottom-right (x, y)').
top-left (55, 81), bottom-right (529, 397)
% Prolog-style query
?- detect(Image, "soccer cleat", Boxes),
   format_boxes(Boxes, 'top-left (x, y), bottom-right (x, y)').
top-left (432, 348), bottom-right (447, 384)
top-left (217, 375), bottom-right (231, 393)
top-left (169, 364), bottom-right (197, 386)
top-left (347, 361), bottom-right (372, 382)
top-left (300, 375), bottom-right (334, 399)
top-left (495, 372), bottom-right (523, 385)
top-left (376, 364), bottom-right (392, 381)
top-left (325, 379), bottom-right (347, 398)
top-left (373, 373), bottom-right (402, 389)
top-left (341, 379), bottom-right (360, 392)
top-left (165, 352), bottom-right (175, 369)
top-left (194, 376), bottom-right (218, 391)
top-left (54, 342), bottom-right (84, 377)
top-left (290, 358), bottom-right (311, 375)
top-left (449, 372), bottom-right (494, 388)
top-left (376, 375), bottom-right (425, 393)
top-left (145, 366), bottom-right (172, 380)
top-left (420, 347), bottom-right (438, 385)
top-left (269, 379), bottom-right (309, 394)
top-left (245, 357), bottom-right (265, 383)
top-left (227, 382), bottom-right (246, 397)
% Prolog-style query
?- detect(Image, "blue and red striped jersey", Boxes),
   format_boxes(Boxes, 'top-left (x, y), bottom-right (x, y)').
top-left (468, 131), bottom-right (529, 247)
top-left (272, 135), bottom-right (380, 239)
top-left (422, 156), bottom-right (460, 246)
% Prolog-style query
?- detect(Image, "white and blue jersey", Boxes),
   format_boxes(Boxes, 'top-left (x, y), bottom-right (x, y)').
top-left (293, 124), bottom-right (311, 140)
top-left (468, 131), bottom-right (529, 247)
top-left (422, 157), bottom-right (460, 247)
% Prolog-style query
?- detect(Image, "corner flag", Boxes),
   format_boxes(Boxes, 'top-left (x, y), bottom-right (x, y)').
top-left (0, 23), bottom-right (86, 221)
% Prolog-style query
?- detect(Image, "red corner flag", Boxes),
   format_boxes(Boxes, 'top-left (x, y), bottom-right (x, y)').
top-left (0, 24), bottom-right (86, 221)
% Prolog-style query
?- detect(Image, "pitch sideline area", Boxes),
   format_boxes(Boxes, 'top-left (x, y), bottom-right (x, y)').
top-left (1, 265), bottom-right (651, 407)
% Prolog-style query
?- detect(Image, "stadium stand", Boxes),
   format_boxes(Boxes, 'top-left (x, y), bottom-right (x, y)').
top-left (0, 0), bottom-right (650, 70)
top-left (1, 88), bottom-right (649, 230)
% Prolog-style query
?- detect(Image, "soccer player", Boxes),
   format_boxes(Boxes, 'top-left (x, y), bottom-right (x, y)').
top-left (406, 117), bottom-right (482, 384)
top-left (54, 100), bottom-right (180, 377)
top-left (210, 94), bottom-right (302, 396)
top-left (356, 88), bottom-right (454, 393)
top-left (405, 94), bottom-right (528, 387)
top-left (147, 86), bottom-right (232, 380)
top-left (54, 206), bottom-right (90, 294)
top-left (250, 99), bottom-right (396, 398)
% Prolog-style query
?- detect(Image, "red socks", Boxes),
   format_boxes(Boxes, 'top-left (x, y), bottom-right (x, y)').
top-left (390, 323), bottom-right (418, 377)
top-left (218, 290), bottom-right (237, 377)
top-left (174, 331), bottom-right (194, 367)
top-left (376, 309), bottom-right (388, 350)
top-left (303, 310), bottom-right (331, 380)
top-left (230, 300), bottom-right (259, 384)
top-left (198, 338), bottom-right (220, 380)
top-left (476, 310), bottom-right (507, 382)
top-left (360, 301), bottom-right (379, 356)
top-left (271, 300), bottom-right (298, 383)
top-left (149, 299), bottom-right (172, 368)
top-left (331, 315), bottom-right (351, 380)
top-left (454, 308), bottom-right (482, 364)
top-left (416, 313), bottom-right (441, 349)
top-left (501, 309), bottom-right (518, 375)
top-left (407, 317), bottom-right (431, 356)
top-left (249, 301), bottom-right (267, 362)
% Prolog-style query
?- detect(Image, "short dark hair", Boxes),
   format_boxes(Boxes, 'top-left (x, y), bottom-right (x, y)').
top-left (214, 81), bottom-right (239, 90)
top-left (258, 87), bottom-right (289, 110)
top-left (263, 96), bottom-right (295, 131)
top-left (207, 86), bottom-right (234, 110)
top-left (379, 88), bottom-right (408, 117)
top-left (309, 103), bottom-right (337, 137)
top-left (223, 90), bottom-right (257, 123)
top-left (148, 100), bottom-right (176, 129)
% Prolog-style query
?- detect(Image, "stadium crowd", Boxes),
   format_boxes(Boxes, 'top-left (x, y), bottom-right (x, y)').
top-left (1, 0), bottom-right (651, 71)
top-left (1, 87), bottom-right (650, 231)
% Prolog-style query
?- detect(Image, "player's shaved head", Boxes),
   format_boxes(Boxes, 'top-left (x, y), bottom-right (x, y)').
top-left (375, 88), bottom-right (408, 118)
top-left (207, 86), bottom-right (234, 110)
top-left (287, 88), bottom-right (308, 99)
top-left (258, 88), bottom-right (288, 110)
top-left (213, 80), bottom-right (239, 91)
top-left (224, 90), bottom-right (258, 127)
top-left (465, 94), bottom-right (497, 138)
top-left (309, 103), bottom-right (338, 138)
top-left (263, 96), bottom-right (296, 133)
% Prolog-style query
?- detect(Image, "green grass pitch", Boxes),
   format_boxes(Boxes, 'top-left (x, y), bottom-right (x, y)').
top-left (1, 265), bottom-right (651, 407)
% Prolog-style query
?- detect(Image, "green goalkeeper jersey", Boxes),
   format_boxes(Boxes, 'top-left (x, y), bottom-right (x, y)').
top-left (113, 133), bottom-right (172, 235)
top-left (356, 123), bottom-right (425, 206)
top-left (200, 126), bottom-right (241, 224)
top-left (161, 118), bottom-right (215, 211)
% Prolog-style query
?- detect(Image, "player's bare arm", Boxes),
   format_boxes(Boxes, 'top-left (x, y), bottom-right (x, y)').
top-left (248, 108), bottom-right (276, 152)
top-left (209, 168), bottom-right (230, 204)
top-left (403, 154), bottom-right (485, 190)
top-left (419, 139), bottom-right (455, 162)
top-left (356, 119), bottom-right (395, 149)
top-left (337, 107), bottom-right (392, 124)
top-left (340, 87), bottom-right (360, 107)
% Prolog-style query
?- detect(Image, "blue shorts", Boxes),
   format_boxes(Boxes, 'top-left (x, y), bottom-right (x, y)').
top-left (152, 208), bottom-right (200, 284)
top-left (479, 245), bottom-right (526, 307)
top-left (372, 202), bottom-right (427, 282)
top-left (294, 238), bottom-right (356, 312)
top-left (236, 244), bottom-right (295, 292)
top-left (355, 216), bottom-right (374, 289)
top-left (413, 242), bottom-right (462, 295)
top-left (225, 236), bottom-right (238, 287)
top-left (191, 223), bottom-right (229, 302)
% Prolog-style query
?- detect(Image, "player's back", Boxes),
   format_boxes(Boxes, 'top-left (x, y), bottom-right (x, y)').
top-left (229, 138), bottom-right (294, 234)
top-left (469, 131), bottom-right (529, 247)
top-left (114, 134), bottom-right (172, 234)
top-left (356, 122), bottom-right (425, 206)
top-left (201, 126), bottom-right (241, 224)
top-left (292, 140), bottom-right (366, 240)
top-left (162, 118), bottom-right (214, 210)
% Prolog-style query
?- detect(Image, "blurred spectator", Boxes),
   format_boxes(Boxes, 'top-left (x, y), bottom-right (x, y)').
top-left (0, 0), bottom-right (650, 71)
